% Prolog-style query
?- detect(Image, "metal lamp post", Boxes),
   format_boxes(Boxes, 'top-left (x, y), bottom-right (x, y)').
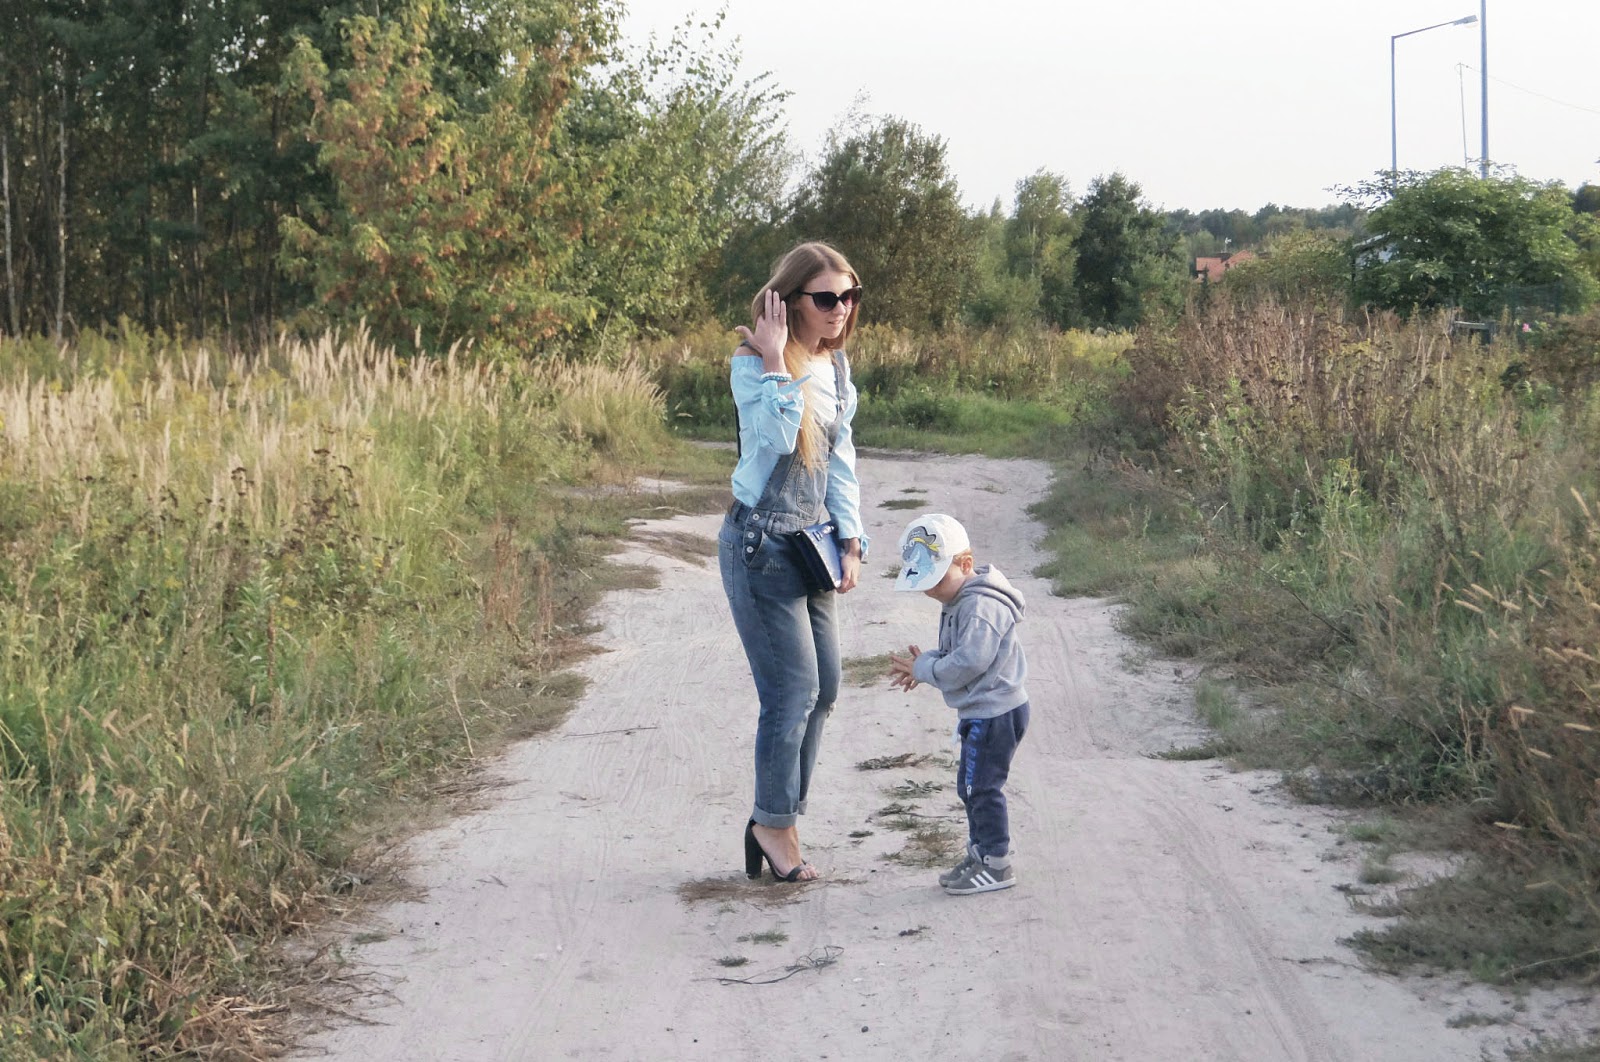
top-left (1479, 0), bottom-right (1489, 177)
top-left (1391, 13), bottom-right (1479, 177)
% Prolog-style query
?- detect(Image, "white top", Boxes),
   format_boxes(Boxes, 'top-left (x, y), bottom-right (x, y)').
top-left (805, 355), bottom-right (839, 426)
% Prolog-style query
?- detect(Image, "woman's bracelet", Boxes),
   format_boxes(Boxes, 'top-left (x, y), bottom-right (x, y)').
top-left (760, 370), bottom-right (793, 383)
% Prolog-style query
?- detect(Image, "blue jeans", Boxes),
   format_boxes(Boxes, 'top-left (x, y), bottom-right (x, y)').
top-left (719, 514), bottom-right (840, 828)
top-left (957, 703), bottom-right (1030, 860)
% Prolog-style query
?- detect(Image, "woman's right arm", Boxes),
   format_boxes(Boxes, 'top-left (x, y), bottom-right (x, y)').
top-left (731, 354), bottom-right (805, 455)
top-left (731, 288), bottom-right (806, 454)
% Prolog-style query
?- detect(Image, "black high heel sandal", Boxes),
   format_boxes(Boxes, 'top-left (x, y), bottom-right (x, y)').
top-left (744, 820), bottom-right (813, 882)
top-left (743, 820), bottom-right (764, 880)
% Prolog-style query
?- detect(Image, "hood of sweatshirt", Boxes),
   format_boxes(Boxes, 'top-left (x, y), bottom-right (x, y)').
top-left (954, 564), bottom-right (1025, 621)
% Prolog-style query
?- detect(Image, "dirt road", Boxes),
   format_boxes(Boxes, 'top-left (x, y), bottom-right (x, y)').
top-left (290, 452), bottom-right (1596, 1061)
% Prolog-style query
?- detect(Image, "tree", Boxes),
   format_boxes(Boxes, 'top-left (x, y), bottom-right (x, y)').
top-left (1347, 167), bottom-right (1599, 319)
top-left (280, 0), bottom-right (610, 354)
top-left (1574, 183), bottom-right (1600, 216)
top-left (963, 201), bottom-right (1038, 330)
top-left (1071, 172), bottom-right (1184, 329)
top-left (788, 117), bottom-right (976, 331)
top-left (559, 16), bottom-right (792, 338)
top-left (281, 0), bottom-right (791, 353)
top-left (1003, 169), bottom-right (1077, 328)
top-left (1220, 229), bottom-right (1351, 308)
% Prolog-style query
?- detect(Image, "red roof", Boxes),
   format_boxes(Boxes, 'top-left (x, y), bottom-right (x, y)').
top-left (1193, 250), bottom-right (1255, 282)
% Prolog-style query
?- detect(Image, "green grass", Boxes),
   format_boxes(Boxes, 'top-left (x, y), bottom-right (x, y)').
top-left (1018, 303), bottom-right (1600, 1040)
top-left (1344, 819), bottom-right (1397, 845)
top-left (1358, 859), bottom-right (1403, 886)
top-left (0, 328), bottom-right (730, 1056)
top-left (1027, 461), bottom-right (1206, 598)
top-left (648, 322), bottom-right (1123, 459)
top-left (1504, 1038), bottom-right (1600, 1061)
top-left (737, 929), bottom-right (788, 945)
top-left (856, 393), bottom-right (1080, 457)
top-left (1348, 863), bottom-right (1600, 984)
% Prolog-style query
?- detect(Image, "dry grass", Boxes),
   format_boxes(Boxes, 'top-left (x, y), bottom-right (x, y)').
top-left (675, 876), bottom-right (815, 906)
top-left (885, 821), bottom-right (961, 868)
top-left (634, 530), bottom-right (718, 565)
top-left (0, 325), bottom-right (691, 1056)
top-left (1095, 295), bottom-right (1600, 982)
top-left (842, 655), bottom-right (896, 689)
top-left (855, 751), bottom-right (932, 770)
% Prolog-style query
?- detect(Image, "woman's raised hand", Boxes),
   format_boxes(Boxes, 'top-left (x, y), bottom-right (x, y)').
top-left (733, 289), bottom-right (789, 372)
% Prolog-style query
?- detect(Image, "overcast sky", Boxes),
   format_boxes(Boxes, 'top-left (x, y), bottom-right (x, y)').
top-left (619, 0), bottom-right (1600, 214)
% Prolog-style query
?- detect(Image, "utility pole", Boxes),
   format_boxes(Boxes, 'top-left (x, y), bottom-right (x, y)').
top-left (1480, 0), bottom-right (1489, 176)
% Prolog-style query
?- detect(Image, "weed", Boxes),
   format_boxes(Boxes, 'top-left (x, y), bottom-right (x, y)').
top-left (738, 930), bottom-right (788, 945)
top-left (886, 821), bottom-right (960, 867)
top-left (1348, 860), bottom-right (1600, 983)
top-left (0, 325), bottom-right (725, 1054)
top-left (1345, 819), bottom-right (1396, 845)
top-left (857, 753), bottom-right (930, 771)
top-left (1504, 1036), bottom-right (1600, 1061)
top-left (1358, 859), bottom-right (1403, 886)
top-left (1155, 742), bottom-right (1230, 762)
top-left (1445, 1011), bottom-right (1508, 1029)
top-left (842, 654), bottom-right (896, 688)
top-left (1037, 298), bottom-right (1600, 994)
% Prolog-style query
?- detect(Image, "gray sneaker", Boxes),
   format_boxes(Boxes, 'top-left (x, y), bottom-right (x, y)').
top-left (942, 853), bottom-right (1015, 895)
top-left (938, 844), bottom-right (979, 887)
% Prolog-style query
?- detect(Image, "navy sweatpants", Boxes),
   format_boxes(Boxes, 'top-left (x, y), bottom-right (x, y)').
top-left (956, 702), bottom-right (1030, 861)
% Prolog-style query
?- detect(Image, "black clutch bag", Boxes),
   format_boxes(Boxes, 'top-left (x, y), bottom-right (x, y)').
top-left (792, 521), bottom-right (843, 593)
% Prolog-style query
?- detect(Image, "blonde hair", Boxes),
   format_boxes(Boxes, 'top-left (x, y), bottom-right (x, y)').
top-left (749, 242), bottom-right (861, 469)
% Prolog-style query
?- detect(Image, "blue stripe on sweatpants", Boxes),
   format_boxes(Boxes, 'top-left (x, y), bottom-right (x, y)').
top-left (957, 702), bottom-right (1029, 862)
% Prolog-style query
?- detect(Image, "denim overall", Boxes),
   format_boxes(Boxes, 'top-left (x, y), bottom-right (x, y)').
top-left (718, 352), bottom-right (848, 829)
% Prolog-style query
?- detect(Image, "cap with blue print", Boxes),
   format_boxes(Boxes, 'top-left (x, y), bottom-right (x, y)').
top-left (894, 513), bottom-right (970, 593)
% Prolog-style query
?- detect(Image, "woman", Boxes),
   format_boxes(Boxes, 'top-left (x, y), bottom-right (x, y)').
top-left (720, 241), bottom-right (868, 883)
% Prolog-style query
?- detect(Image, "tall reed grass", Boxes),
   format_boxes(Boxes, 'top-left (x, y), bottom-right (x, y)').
top-left (1109, 297), bottom-right (1600, 978)
top-left (0, 327), bottom-right (668, 1056)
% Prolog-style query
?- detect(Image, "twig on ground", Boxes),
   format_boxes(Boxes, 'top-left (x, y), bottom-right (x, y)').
top-left (562, 726), bottom-right (660, 738)
top-left (715, 946), bottom-right (843, 986)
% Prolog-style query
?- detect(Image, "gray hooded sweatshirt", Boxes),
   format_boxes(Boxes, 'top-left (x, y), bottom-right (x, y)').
top-left (909, 564), bottom-right (1028, 721)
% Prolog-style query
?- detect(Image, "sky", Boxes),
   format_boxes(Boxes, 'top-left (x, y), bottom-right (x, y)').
top-left (618, 0), bottom-right (1600, 214)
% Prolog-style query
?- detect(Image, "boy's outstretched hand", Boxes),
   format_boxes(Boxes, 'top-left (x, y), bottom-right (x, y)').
top-left (887, 646), bottom-right (921, 692)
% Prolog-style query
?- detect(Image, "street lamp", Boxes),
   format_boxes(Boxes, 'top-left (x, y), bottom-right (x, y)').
top-left (1479, 0), bottom-right (1488, 178)
top-left (1391, 13), bottom-right (1479, 177)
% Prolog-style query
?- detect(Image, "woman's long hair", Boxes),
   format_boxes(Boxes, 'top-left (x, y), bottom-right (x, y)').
top-left (749, 242), bottom-right (860, 469)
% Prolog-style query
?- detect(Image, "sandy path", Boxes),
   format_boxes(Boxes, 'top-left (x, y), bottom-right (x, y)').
top-left (290, 452), bottom-right (1596, 1061)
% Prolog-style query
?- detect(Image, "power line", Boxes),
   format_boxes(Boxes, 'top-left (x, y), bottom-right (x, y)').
top-left (1459, 64), bottom-right (1600, 118)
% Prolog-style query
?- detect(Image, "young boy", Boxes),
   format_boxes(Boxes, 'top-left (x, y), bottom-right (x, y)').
top-left (888, 514), bottom-right (1030, 895)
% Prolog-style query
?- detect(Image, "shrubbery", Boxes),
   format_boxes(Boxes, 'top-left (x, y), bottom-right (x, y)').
top-left (1101, 296), bottom-right (1600, 980)
top-left (0, 326), bottom-right (675, 1055)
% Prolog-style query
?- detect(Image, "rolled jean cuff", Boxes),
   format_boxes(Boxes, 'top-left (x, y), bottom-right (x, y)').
top-left (752, 805), bottom-right (801, 829)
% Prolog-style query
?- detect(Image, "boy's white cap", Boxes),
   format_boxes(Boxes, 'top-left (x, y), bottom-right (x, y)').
top-left (895, 513), bottom-right (970, 592)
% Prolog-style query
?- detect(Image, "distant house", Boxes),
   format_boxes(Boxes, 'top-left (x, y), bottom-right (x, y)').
top-left (1192, 249), bottom-right (1256, 282)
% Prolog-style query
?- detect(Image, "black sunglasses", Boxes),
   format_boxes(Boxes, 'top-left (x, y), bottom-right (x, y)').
top-left (791, 286), bottom-right (863, 312)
